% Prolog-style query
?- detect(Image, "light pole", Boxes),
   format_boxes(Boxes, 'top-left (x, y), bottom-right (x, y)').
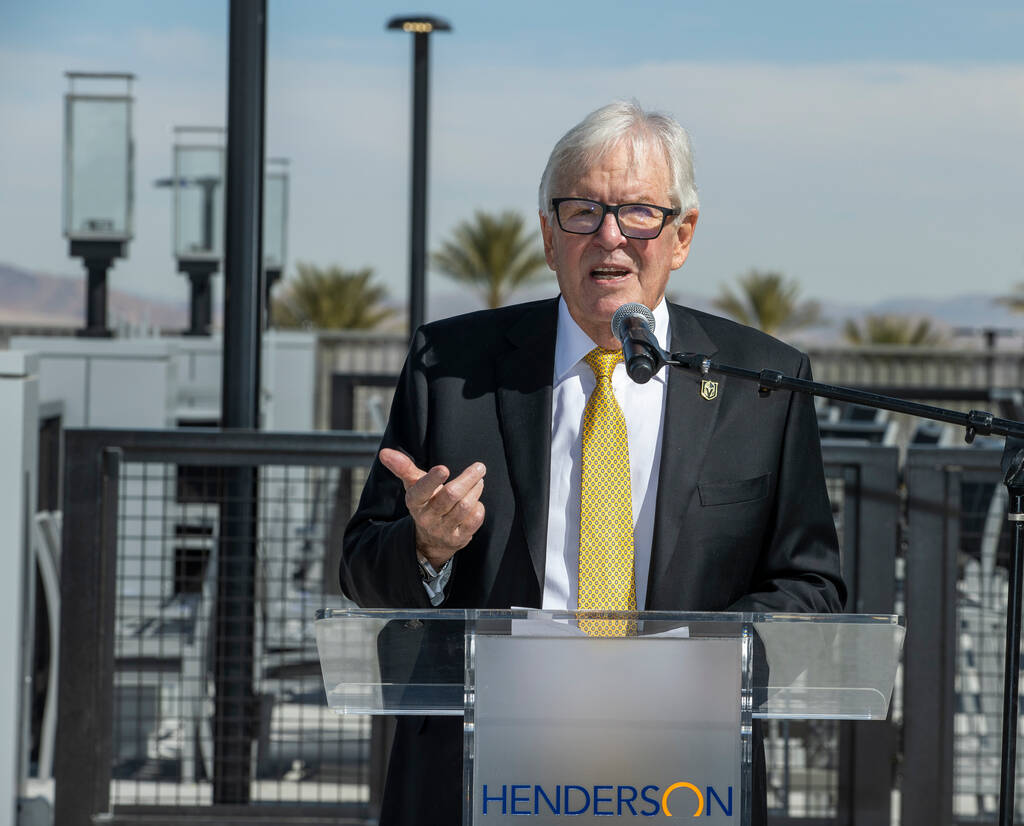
top-left (215, 0), bottom-right (266, 804)
top-left (386, 15), bottom-right (451, 337)
top-left (62, 72), bottom-right (135, 337)
top-left (155, 126), bottom-right (225, 336)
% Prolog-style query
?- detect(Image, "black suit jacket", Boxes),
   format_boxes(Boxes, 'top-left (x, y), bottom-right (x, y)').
top-left (341, 298), bottom-right (844, 826)
top-left (342, 297), bottom-right (844, 614)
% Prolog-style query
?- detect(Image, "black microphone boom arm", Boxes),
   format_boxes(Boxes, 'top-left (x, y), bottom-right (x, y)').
top-left (668, 351), bottom-right (1024, 442)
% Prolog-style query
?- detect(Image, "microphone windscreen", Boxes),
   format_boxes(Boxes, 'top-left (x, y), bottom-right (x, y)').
top-left (611, 302), bottom-right (656, 342)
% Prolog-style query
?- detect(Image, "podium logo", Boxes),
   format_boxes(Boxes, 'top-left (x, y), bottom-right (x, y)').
top-left (480, 782), bottom-right (733, 817)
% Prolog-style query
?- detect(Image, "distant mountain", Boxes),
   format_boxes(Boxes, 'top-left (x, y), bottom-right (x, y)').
top-left (848, 294), bottom-right (1022, 332)
top-left (0, 262), bottom-right (188, 328)
top-left (799, 294), bottom-right (1024, 346)
top-left (6, 261), bottom-right (1020, 343)
top-left (428, 286), bottom-right (1023, 345)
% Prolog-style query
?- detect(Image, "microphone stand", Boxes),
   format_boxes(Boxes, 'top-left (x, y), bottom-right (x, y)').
top-left (635, 334), bottom-right (1024, 823)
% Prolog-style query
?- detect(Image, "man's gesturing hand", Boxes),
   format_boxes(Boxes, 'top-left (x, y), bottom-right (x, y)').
top-left (378, 448), bottom-right (486, 569)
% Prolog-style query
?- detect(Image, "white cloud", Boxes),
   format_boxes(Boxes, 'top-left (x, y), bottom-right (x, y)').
top-left (428, 60), bottom-right (1024, 303)
top-left (1, 39), bottom-right (1022, 309)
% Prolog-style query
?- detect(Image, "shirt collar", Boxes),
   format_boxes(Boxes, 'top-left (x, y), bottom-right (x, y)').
top-left (554, 296), bottom-right (671, 384)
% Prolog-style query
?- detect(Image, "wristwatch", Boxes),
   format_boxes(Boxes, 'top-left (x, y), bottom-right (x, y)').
top-left (416, 552), bottom-right (439, 581)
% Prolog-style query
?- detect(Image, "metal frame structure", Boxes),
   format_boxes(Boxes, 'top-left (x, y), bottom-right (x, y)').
top-left (822, 443), bottom-right (901, 826)
top-left (56, 429), bottom-right (379, 826)
top-left (901, 446), bottom-right (1007, 826)
top-left (762, 442), bottom-right (900, 826)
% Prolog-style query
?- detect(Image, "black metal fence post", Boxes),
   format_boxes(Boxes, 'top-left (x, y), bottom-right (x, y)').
top-left (54, 435), bottom-right (121, 826)
top-left (998, 452), bottom-right (1024, 826)
top-left (902, 449), bottom-right (960, 826)
top-left (815, 445), bottom-right (901, 826)
top-left (824, 445), bottom-right (901, 826)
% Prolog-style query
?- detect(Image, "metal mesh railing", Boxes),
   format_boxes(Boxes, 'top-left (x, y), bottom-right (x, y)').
top-left (57, 430), bottom-right (382, 825)
top-left (111, 458), bottom-right (368, 809)
top-left (765, 719), bottom-right (841, 818)
top-left (763, 473), bottom-right (847, 820)
top-left (901, 447), bottom-right (1024, 826)
top-left (953, 477), bottom-right (1018, 821)
top-left (806, 347), bottom-right (1024, 396)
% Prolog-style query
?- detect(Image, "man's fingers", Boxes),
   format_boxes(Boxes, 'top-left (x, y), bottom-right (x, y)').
top-left (455, 498), bottom-right (486, 535)
top-left (405, 465), bottom-right (451, 510)
top-left (433, 463), bottom-right (487, 514)
top-left (449, 479), bottom-right (485, 519)
top-left (430, 499), bottom-right (485, 559)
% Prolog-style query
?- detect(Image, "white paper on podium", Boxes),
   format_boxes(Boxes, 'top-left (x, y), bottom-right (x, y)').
top-left (510, 608), bottom-right (690, 638)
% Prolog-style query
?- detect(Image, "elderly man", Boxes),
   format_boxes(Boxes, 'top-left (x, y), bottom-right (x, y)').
top-left (342, 101), bottom-right (844, 825)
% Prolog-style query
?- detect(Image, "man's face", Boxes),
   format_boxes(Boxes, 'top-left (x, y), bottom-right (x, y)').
top-left (540, 141), bottom-right (698, 349)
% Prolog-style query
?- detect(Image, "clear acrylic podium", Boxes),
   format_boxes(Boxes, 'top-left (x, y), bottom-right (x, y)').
top-left (315, 610), bottom-right (903, 825)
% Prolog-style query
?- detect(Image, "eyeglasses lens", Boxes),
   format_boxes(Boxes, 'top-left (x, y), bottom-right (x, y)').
top-left (556, 200), bottom-right (602, 234)
top-left (617, 205), bottom-right (663, 238)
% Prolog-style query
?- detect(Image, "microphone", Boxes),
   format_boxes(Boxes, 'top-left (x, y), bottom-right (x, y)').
top-left (611, 302), bottom-right (664, 384)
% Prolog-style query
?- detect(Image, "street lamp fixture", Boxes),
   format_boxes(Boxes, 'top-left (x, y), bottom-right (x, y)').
top-left (386, 14), bottom-right (451, 337)
top-left (263, 157), bottom-right (289, 327)
top-left (389, 18), bottom-right (449, 33)
top-left (155, 126), bottom-right (225, 336)
top-left (62, 71), bottom-right (135, 337)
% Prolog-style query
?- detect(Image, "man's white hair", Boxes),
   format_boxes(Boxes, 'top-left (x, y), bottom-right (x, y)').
top-left (538, 100), bottom-right (699, 220)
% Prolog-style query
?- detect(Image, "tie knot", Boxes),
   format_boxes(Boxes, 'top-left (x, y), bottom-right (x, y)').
top-left (584, 347), bottom-right (622, 381)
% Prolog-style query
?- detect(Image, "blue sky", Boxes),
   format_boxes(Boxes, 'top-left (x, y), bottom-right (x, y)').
top-left (6, 1), bottom-right (1024, 63)
top-left (1, 0), bottom-right (1023, 313)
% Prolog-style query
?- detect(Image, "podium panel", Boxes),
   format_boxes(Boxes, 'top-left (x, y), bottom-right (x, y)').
top-left (470, 634), bottom-right (744, 824)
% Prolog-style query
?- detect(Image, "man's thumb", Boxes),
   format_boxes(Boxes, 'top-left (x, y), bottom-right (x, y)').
top-left (379, 448), bottom-right (424, 486)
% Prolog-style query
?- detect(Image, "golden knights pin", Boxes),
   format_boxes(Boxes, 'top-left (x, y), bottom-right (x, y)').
top-left (700, 379), bottom-right (719, 401)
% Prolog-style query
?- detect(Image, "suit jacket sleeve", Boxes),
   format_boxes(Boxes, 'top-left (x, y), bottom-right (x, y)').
top-left (340, 328), bottom-right (433, 608)
top-left (726, 353), bottom-right (846, 614)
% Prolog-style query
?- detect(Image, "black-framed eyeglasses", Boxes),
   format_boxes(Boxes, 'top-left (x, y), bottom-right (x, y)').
top-left (550, 198), bottom-right (681, 240)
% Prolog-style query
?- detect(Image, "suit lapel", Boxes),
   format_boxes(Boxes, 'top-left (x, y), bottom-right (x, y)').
top-left (495, 299), bottom-right (558, 595)
top-left (647, 303), bottom-right (722, 609)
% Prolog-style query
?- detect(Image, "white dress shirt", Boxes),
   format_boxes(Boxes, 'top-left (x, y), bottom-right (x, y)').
top-left (419, 297), bottom-right (670, 608)
top-left (541, 297), bottom-right (669, 611)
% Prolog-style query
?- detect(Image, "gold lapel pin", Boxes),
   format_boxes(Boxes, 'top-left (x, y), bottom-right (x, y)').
top-left (700, 379), bottom-right (719, 401)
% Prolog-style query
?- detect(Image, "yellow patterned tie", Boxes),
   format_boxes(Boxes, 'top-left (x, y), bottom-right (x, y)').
top-left (578, 347), bottom-right (636, 636)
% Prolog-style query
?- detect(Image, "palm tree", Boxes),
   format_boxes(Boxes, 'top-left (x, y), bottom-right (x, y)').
top-left (842, 314), bottom-right (945, 346)
top-left (272, 263), bottom-right (396, 330)
top-left (712, 270), bottom-right (823, 337)
top-left (995, 283), bottom-right (1024, 313)
top-left (432, 210), bottom-right (550, 309)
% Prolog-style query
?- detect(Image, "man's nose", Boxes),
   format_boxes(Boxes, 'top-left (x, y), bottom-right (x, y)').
top-left (593, 211), bottom-right (627, 248)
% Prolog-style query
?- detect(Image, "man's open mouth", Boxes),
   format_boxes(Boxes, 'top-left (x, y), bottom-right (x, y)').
top-left (591, 267), bottom-right (630, 280)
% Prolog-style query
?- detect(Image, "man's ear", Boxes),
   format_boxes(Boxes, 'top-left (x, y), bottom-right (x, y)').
top-left (670, 209), bottom-right (699, 270)
top-left (539, 210), bottom-right (557, 271)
